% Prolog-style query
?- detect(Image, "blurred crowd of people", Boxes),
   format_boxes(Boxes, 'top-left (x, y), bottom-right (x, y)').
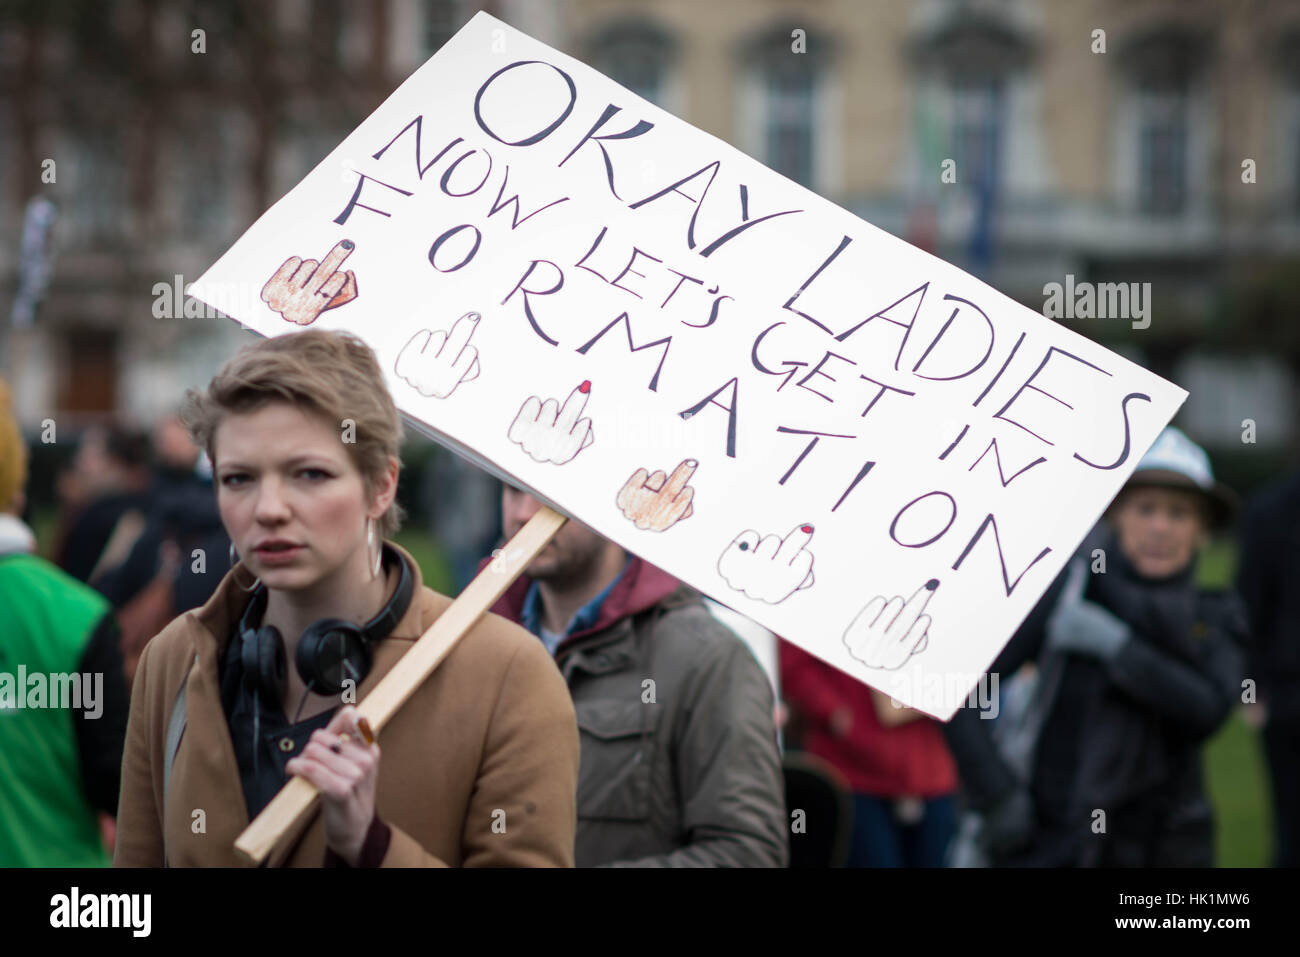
top-left (0, 363), bottom-right (1296, 868)
top-left (777, 427), bottom-right (1295, 870)
top-left (48, 415), bottom-right (229, 681)
top-left (0, 389), bottom-right (228, 863)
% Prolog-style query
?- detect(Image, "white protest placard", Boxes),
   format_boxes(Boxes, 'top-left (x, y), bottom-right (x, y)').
top-left (190, 11), bottom-right (1186, 720)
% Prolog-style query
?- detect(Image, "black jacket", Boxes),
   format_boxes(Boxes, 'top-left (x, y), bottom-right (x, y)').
top-left (96, 468), bottom-right (228, 612)
top-left (1237, 471), bottom-right (1300, 724)
top-left (55, 490), bottom-right (148, 584)
top-left (944, 528), bottom-right (1246, 867)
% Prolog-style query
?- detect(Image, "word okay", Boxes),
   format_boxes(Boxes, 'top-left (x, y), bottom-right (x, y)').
top-left (509, 381), bottom-right (595, 465)
top-left (261, 239), bottom-right (358, 325)
top-left (395, 312), bottom-right (483, 399)
top-left (718, 523), bottom-right (815, 604)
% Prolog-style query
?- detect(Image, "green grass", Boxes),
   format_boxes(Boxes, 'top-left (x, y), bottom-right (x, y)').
top-left (1197, 536), bottom-right (1273, 867)
top-left (1205, 712), bottom-right (1273, 866)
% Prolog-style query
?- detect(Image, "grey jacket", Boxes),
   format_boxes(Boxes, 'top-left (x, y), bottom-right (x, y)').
top-left (491, 556), bottom-right (789, 867)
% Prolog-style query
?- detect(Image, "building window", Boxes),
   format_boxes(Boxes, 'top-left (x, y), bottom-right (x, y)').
top-left (1121, 29), bottom-right (1206, 218)
top-left (588, 21), bottom-right (675, 107)
top-left (71, 129), bottom-right (128, 244)
top-left (424, 0), bottom-right (464, 55)
top-left (179, 128), bottom-right (228, 236)
top-left (310, 0), bottom-right (344, 67)
top-left (299, 126), bottom-right (349, 181)
top-left (950, 73), bottom-right (1004, 196)
top-left (911, 13), bottom-right (1030, 200)
top-left (747, 27), bottom-right (826, 189)
top-left (763, 55), bottom-right (816, 187)
top-left (1294, 110), bottom-right (1300, 213)
top-left (1280, 31), bottom-right (1300, 214)
top-left (1136, 88), bottom-right (1188, 215)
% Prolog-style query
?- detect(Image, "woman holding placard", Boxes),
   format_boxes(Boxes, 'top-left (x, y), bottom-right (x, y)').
top-left (114, 329), bottom-right (579, 867)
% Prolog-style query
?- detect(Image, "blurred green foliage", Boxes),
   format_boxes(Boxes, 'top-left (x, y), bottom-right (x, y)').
top-left (1196, 537), bottom-right (1236, 590)
top-left (393, 527), bottom-right (455, 596)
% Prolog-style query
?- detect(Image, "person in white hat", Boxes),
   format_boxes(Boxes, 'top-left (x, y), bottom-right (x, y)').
top-left (1100, 427), bottom-right (1237, 582)
top-left (942, 426), bottom-right (1246, 867)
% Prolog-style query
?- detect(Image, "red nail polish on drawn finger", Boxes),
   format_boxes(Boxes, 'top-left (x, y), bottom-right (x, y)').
top-left (578, 380), bottom-right (591, 394)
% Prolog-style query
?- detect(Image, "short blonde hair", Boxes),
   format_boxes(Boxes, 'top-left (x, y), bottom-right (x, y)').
top-left (182, 330), bottom-right (405, 536)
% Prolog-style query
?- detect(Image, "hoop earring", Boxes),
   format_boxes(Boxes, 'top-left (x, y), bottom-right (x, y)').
top-left (369, 517), bottom-right (381, 580)
top-left (229, 542), bottom-right (262, 592)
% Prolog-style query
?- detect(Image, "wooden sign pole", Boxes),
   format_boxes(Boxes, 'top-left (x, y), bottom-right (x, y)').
top-left (233, 505), bottom-right (568, 865)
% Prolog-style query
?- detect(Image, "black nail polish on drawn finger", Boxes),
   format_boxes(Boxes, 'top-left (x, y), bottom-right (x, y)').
top-left (925, 578), bottom-right (939, 591)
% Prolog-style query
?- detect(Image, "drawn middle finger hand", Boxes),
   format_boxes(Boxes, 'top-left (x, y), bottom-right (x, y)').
top-left (290, 259), bottom-right (320, 289)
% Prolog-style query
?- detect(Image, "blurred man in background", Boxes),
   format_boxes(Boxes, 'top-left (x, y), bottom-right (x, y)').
top-left (53, 423), bottom-right (151, 584)
top-left (93, 412), bottom-right (228, 683)
top-left (489, 484), bottom-right (788, 867)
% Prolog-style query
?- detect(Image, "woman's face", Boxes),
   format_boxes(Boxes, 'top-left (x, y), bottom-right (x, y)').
top-left (1111, 485), bottom-right (1209, 579)
top-left (213, 401), bottom-right (391, 592)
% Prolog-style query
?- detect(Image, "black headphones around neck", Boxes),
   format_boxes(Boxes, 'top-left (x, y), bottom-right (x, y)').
top-left (236, 543), bottom-right (414, 709)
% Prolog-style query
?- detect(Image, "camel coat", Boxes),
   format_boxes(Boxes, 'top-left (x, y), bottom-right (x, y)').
top-left (114, 543), bottom-right (579, 867)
